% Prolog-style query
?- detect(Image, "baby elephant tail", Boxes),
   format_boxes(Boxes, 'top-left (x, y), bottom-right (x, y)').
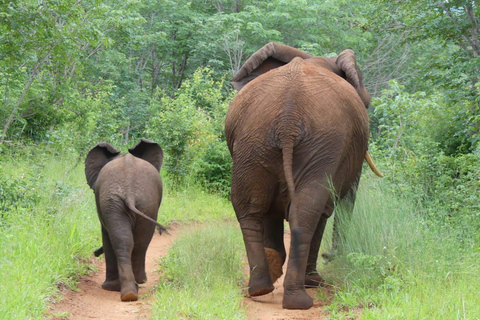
top-left (125, 198), bottom-right (169, 235)
top-left (93, 200), bottom-right (169, 257)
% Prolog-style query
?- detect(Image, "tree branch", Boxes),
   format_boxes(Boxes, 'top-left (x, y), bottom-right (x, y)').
top-left (1, 46), bottom-right (56, 144)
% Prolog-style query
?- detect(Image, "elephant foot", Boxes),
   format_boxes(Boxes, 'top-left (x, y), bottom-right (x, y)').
top-left (120, 282), bottom-right (138, 302)
top-left (248, 277), bottom-right (274, 297)
top-left (304, 272), bottom-right (325, 288)
top-left (121, 291), bottom-right (138, 302)
top-left (282, 288), bottom-right (313, 310)
top-left (265, 248), bottom-right (283, 284)
top-left (249, 285), bottom-right (275, 297)
top-left (102, 279), bottom-right (121, 292)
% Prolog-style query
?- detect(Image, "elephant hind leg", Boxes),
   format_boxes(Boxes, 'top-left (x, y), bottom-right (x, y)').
top-left (131, 247), bottom-right (148, 284)
top-left (283, 183), bottom-right (331, 310)
top-left (231, 165), bottom-right (277, 297)
top-left (305, 213), bottom-right (330, 288)
top-left (101, 227), bottom-right (121, 292)
top-left (322, 185), bottom-right (357, 263)
top-left (240, 216), bottom-right (275, 297)
top-left (263, 216), bottom-right (286, 284)
top-left (103, 212), bottom-right (138, 302)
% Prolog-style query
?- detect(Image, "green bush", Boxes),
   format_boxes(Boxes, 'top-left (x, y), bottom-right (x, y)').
top-left (369, 80), bottom-right (480, 228)
top-left (147, 67), bottom-right (233, 193)
top-left (0, 172), bottom-right (42, 221)
top-left (43, 86), bottom-right (123, 156)
top-left (195, 140), bottom-right (232, 196)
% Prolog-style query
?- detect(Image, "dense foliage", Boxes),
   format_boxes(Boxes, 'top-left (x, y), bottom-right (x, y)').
top-left (1, 0), bottom-right (479, 318)
top-left (2, 0), bottom-right (478, 218)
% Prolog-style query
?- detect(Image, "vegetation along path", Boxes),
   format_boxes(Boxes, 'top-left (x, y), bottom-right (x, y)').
top-left (47, 223), bottom-right (330, 320)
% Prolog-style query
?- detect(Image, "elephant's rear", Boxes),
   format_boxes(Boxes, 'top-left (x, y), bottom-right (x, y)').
top-left (291, 61), bottom-right (369, 193)
top-left (226, 43), bottom-right (372, 310)
top-left (95, 155), bottom-right (162, 228)
top-left (226, 58), bottom-right (369, 195)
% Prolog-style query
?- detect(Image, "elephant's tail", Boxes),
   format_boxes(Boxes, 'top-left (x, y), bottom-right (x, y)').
top-left (282, 141), bottom-right (296, 206)
top-left (125, 199), bottom-right (169, 235)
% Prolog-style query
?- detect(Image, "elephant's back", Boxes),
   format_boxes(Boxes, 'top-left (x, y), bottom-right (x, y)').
top-left (95, 155), bottom-right (162, 206)
top-left (226, 58), bottom-right (368, 147)
top-left (226, 57), bottom-right (369, 185)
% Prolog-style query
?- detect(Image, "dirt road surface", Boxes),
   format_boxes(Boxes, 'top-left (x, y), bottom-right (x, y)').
top-left (48, 225), bottom-right (330, 320)
top-left (47, 226), bottom-right (179, 320)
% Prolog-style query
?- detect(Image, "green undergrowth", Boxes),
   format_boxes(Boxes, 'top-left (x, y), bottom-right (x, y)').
top-left (158, 176), bottom-right (235, 225)
top-left (150, 222), bottom-right (246, 320)
top-left (0, 146), bottom-right (237, 319)
top-left (322, 174), bottom-right (480, 319)
top-left (0, 149), bottom-right (100, 319)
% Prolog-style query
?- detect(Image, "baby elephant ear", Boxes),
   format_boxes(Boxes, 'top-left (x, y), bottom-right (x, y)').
top-left (128, 138), bottom-right (164, 172)
top-left (335, 49), bottom-right (371, 108)
top-left (85, 142), bottom-right (121, 189)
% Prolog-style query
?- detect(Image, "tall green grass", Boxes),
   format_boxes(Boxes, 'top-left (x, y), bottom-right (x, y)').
top-left (159, 176), bottom-right (235, 224)
top-left (150, 222), bottom-right (246, 319)
top-left (0, 147), bottom-right (238, 319)
top-left (322, 174), bottom-right (480, 319)
top-left (0, 151), bottom-right (100, 319)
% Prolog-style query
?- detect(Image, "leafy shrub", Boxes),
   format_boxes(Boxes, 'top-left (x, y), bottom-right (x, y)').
top-left (195, 141), bottom-right (232, 196)
top-left (0, 173), bottom-right (41, 221)
top-left (147, 67), bottom-right (233, 193)
top-left (369, 80), bottom-right (480, 228)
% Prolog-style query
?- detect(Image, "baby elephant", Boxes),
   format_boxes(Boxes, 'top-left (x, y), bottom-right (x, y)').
top-left (85, 138), bottom-right (167, 302)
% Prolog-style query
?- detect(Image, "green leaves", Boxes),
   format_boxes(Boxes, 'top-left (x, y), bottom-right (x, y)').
top-left (370, 80), bottom-right (479, 226)
top-left (147, 67), bottom-right (232, 192)
top-left (0, 0), bottom-right (124, 143)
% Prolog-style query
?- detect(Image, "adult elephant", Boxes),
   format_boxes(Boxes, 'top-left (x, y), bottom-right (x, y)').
top-left (225, 42), bottom-right (382, 309)
top-left (85, 138), bottom-right (167, 302)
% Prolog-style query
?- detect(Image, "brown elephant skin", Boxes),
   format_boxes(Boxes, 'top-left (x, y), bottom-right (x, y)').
top-left (85, 138), bottom-right (166, 302)
top-left (225, 42), bottom-right (371, 309)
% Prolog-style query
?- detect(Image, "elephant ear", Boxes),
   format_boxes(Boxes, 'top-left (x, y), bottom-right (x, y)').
top-left (85, 142), bottom-right (121, 189)
top-left (128, 138), bottom-right (163, 172)
top-left (231, 42), bottom-right (314, 91)
top-left (335, 49), bottom-right (371, 107)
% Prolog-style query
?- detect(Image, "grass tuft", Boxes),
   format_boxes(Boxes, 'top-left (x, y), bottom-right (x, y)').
top-left (0, 154), bottom-right (100, 319)
top-left (150, 222), bottom-right (246, 320)
top-left (322, 175), bottom-right (480, 319)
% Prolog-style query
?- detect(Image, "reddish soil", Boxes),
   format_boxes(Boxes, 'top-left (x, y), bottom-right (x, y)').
top-left (47, 226), bottom-right (180, 320)
top-left (47, 225), bottom-right (331, 320)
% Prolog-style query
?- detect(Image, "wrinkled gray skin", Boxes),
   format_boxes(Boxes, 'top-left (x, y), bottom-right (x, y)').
top-left (85, 138), bottom-right (166, 302)
top-left (225, 42), bottom-right (371, 310)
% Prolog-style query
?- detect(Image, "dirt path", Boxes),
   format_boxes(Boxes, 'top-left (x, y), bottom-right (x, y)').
top-left (244, 228), bottom-right (330, 320)
top-left (48, 225), bottom-right (330, 320)
top-left (47, 226), bottom-right (180, 320)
